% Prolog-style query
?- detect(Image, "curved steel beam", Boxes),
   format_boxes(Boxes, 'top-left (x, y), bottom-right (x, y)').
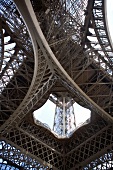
top-left (12, 0), bottom-right (113, 124)
top-left (92, 0), bottom-right (113, 72)
top-left (0, 1), bottom-right (47, 133)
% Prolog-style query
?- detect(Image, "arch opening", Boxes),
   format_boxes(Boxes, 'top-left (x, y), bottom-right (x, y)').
top-left (33, 94), bottom-right (91, 138)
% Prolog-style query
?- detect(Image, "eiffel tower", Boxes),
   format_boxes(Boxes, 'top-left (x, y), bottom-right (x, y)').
top-left (1, 0), bottom-right (113, 169)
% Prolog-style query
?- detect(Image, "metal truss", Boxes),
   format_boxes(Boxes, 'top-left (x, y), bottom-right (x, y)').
top-left (79, 0), bottom-right (113, 116)
top-left (0, 0), bottom-right (34, 126)
top-left (66, 117), bottom-right (111, 169)
top-left (93, 0), bottom-right (113, 71)
top-left (90, 0), bottom-right (113, 115)
top-left (1, 0), bottom-right (113, 169)
top-left (0, 139), bottom-right (49, 169)
top-left (2, 126), bottom-right (64, 169)
top-left (71, 0), bottom-right (113, 121)
top-left (66, 119), bottom-right (107, 153)
top-left (0, 73), bottom-right (57, 134)
top-left (0, 1), bottom-right (57, 134)
top-left (0, 0), bottom-right (58, 134)
top-left (19, 120), bottom-right (64, 153)
top-left (66, 124), bottom-right (113, 169)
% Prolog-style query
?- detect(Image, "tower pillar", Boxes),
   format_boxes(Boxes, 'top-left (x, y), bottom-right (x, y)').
top-left (53, 95), bottom-right (76, 137)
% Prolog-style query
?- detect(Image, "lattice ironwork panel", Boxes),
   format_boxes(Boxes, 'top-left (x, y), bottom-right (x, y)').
top-left (0, 140), bottom-right (49, 169)
top-left (66, 125), bottom-right (113, 169)
top-left (20, 120), bottom-right (64, 153)
top-left (2, 127), bottom-right (64, 169)
top-left (66, 119), bottom-right (107, 153)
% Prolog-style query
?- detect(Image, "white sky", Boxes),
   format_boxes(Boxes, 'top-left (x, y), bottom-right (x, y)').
top-left (34, 100), bottom-right (55, 129)
top-left (106, 0), bottom-right (113, 42)
top-left (34, 0), bottom-right (113, 131)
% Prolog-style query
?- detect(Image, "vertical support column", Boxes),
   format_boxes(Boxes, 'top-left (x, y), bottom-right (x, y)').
top-left (53, 95), bottom-right (76, 137)
top-left (53, 102), bottom-right (63, 136)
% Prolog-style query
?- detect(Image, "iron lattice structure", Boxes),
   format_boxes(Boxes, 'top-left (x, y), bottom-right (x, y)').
top-left (0, 0), bottom-right (113, 169)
